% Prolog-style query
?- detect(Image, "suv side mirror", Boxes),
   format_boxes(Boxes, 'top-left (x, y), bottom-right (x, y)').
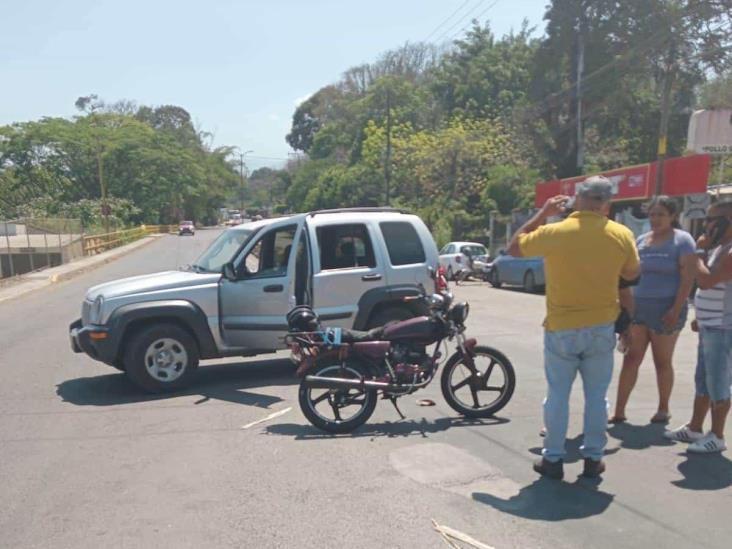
top-left (222, 262), bottom-right (237, 281)
top-left (498, 249), bottom-right (506, 256)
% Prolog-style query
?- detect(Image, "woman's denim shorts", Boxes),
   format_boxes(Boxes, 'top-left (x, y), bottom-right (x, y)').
top-left (695, 326), bottom-right (732, 402)
top-left (633, 297), bottom-right (688, 335)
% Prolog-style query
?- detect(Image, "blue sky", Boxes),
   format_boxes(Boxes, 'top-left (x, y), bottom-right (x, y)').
top-left (1, 0), bottom-right (549, 171)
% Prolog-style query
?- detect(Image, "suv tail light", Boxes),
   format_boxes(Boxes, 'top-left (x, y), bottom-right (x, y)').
top-left (436, 266), bottom-right (448, 292)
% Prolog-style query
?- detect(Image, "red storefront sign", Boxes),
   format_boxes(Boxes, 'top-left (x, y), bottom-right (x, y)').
top-left (534, 154), bottom-right (711, 207)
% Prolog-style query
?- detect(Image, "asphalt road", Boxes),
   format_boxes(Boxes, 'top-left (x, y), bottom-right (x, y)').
top-left (0, 230), bottom-right (729, 549)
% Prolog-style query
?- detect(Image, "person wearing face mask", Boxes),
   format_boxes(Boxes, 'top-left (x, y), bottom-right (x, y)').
top-left (610, 196), bottom-right (696, 425)
top-left (665, 201), bottom-right (732, 453)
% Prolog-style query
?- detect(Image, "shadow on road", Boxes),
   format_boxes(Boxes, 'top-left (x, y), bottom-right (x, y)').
top-left (672, 452), bottom-right (732, 491)
top-left (56, 358), bottom-right (297, 408)
top-left (529, 434), bottom-right (620, 464)
top-left (266, 416), bottom-right (510, 440)
top-left (472, 476), bottom-right (614, 521)
top-left (606, 422), bottom-right (674, 450)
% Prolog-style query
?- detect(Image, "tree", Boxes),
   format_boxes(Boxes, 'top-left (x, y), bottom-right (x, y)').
top-left (433, 21), bottom-right (538, 120)
top-left (698, 70), bottom-right (732, 109)
top-left (0, 97), bottom-right (241, 225)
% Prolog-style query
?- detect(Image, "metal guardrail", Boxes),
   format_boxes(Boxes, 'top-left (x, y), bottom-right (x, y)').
top-left (82, 225), bottom-right (177, 256)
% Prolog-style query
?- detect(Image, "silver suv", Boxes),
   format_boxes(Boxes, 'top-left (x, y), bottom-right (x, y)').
top-left (70, 208), bottom-right (440, 392)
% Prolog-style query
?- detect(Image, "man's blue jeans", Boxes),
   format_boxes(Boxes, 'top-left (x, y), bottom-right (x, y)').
top-left (543, 322), bottom-right (616, 462)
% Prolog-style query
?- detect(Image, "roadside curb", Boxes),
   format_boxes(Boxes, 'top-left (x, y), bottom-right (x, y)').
top-left (0, 234), bottom-right (168, 304)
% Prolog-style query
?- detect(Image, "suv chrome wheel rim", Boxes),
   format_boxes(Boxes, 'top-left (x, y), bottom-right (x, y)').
top-left (144, 338), bottom-right (188, 382)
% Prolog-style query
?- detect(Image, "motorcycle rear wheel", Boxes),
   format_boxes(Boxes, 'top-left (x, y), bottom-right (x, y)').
top-left (299, 362), bottom-right (377, 434)
top-left (441, 346), bottom-right (515, 418)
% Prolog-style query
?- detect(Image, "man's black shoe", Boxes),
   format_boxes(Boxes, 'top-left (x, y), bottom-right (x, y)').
top-left (582, 458), bottom-right (606, 478)
top-left (533, 457), bottom-right (564, 480)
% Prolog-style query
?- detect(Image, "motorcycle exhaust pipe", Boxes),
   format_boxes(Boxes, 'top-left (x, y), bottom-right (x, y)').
top-left (304, 375), bottom-right (394, 391)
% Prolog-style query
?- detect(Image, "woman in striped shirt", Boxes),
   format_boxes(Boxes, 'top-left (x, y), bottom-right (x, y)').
top-left (665, 202), bottom-right (732, 453)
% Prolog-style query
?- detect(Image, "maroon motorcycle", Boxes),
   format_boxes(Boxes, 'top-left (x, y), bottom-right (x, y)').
top-left (285, 291), bottom-right (515, 433)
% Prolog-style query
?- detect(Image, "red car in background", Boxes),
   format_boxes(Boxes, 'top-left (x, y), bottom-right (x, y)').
top-left (178, 220), bottom-right (195, 236)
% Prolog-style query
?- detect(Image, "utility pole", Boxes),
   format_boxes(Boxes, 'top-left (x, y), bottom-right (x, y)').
top-left (655, 39), bottom-right (677, 196)
top-left (91, 111), bottom-right (109, 235)
top-left (239, 154), bottom-right (245, 213)
top-left (234, 149), bottom-right (253, 213)
top-left (384, 87), bottom-right (392, 206)
top-left (575, 9), bottom-right (586, 174)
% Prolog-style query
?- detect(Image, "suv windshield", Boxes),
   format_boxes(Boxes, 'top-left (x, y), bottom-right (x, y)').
top-left (192, 229), bottom-right (253, 273)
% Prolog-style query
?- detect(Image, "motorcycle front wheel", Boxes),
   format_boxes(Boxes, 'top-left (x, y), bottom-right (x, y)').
top-left (441, 346), bottom-right (515, 418)
top-left (299, 362), bottom-right (377, 434)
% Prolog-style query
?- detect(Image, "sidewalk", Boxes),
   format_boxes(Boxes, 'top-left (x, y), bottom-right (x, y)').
top-left (0, 234), bottom-right (166, 304)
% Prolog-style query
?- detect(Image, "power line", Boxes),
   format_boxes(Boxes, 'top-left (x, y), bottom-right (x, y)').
top-left (445, 0), bottom-right (502, 43)
top-left (522, 7), bottom-right (729, 122)
top-left (424, 0), bottom-right (471, 43)
top-left (434, 0), bottom-right (489, 43)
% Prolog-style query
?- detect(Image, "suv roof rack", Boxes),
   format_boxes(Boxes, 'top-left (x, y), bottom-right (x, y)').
top-left (308, 207), bottom-right (409, 217)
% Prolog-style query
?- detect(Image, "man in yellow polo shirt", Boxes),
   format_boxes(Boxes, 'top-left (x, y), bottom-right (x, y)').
top-left (508, 176), bottom-right (640, 480)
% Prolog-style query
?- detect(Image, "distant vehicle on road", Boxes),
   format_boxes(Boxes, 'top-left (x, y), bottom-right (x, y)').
top-left (488, 251), bottom-right (544, 293)
top-left (438, 241), bottom-right (490, 281)
top-left (70, 208), bottom-right (440, 393)
top-left (178, 221), bottom-right (195, 236)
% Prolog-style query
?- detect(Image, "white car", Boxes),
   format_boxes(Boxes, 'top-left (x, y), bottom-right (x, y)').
top-left (438, 241), bottom-right (489, 281)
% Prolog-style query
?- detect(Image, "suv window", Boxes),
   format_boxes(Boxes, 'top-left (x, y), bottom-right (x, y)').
top-left (242, 225), bottom-right (296, 278)
top-left (317, 224), bottom-right (376, 270)
top-left (194, 228), bottom-right (253, 273)
top-left (380, 222), bottom-right (426, 266)
top-left (446, 244), bottom-right (456, 254)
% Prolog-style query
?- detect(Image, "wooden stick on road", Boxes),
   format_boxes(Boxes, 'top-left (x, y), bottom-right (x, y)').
top-left (431, 519), bottom-right (496, 549)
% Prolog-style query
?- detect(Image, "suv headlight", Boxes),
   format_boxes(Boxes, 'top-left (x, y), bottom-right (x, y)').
top-left (89, 295), bottom-right (105, 324)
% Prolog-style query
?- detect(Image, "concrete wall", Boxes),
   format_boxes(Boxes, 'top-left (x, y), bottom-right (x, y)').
top-left (0, 253), bottom-right (62, 278)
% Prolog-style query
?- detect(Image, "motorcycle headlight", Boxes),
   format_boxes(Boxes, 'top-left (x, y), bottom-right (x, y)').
top-left (449, 302), bottom-right (469, 324)
top-left (89, 295), bottom-right (105, 324)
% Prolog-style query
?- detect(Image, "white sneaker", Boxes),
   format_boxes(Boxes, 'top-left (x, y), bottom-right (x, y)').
top-left (663, 425), bottom-right (705, 443)
top-left (688, 432), bottom-right (727, 454)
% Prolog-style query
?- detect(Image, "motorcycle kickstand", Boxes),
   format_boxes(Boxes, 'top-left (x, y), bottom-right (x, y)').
top-left (387, 396), bottom-right (406, 420)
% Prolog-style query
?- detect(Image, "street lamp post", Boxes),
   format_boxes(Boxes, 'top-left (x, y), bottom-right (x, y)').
top-left (232, 148), bottom-right (253, 213)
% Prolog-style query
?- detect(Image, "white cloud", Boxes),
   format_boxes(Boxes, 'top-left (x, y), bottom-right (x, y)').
top-left (268, 113), bottom-right (280, 121)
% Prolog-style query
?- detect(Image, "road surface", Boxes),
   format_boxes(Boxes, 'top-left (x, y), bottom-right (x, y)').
top-left (0, 230), bottom-right (729, 548)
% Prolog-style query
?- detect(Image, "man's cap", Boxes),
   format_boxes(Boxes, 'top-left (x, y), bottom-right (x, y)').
top-left (576, 175), bottom-right (613, 201)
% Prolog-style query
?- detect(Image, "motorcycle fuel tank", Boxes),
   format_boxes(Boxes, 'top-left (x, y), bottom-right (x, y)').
top-left (382, 316), bottom-right (440, 344)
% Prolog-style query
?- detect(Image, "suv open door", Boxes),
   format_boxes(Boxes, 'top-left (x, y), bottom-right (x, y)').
top-left (219, 217), bottom-right (306, 350)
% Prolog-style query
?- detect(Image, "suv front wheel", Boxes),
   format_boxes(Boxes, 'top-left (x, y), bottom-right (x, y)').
top-left (124, 323), bottom-right (199, 393)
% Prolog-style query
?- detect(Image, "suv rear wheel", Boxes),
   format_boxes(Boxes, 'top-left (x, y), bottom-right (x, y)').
top-left (124, 323), bottom-right (199, 393)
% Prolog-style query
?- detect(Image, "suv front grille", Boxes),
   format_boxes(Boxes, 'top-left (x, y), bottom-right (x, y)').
top-left (81, 300), bottom-right (91, 325)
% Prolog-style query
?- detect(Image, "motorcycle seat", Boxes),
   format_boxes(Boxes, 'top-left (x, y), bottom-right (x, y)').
top-left (340, 327), bottom-right (384, 343)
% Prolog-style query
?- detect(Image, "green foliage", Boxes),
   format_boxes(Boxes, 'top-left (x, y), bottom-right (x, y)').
top-left (282, 1), bottom-right (731, 243)
top-left (0, 100), bottom-right (240, 224)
